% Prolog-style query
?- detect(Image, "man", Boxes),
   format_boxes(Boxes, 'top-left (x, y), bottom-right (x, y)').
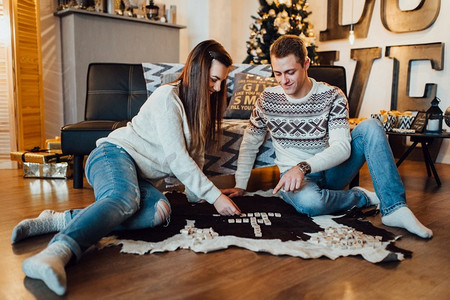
top-left (222, 35), bottom-right (432, 239)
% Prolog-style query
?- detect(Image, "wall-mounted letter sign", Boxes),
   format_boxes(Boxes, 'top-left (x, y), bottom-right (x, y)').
top-left (386, 43), bottom-right (444, 112)
top-left (348, 47), bottom-right (382, 118)
top-left (381, 0), bottom-right (440, 33)
top-left (316, 50), bottom-right (340, 66)
top-left (320, 0), bottom-right (375, 41)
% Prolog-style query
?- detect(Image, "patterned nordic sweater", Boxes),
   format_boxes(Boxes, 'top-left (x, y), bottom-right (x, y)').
top-left (235, 79), bottom-right (352, 190)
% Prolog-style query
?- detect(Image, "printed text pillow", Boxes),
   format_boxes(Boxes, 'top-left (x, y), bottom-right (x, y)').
top-left (224, 73), bottom-right (278, 119)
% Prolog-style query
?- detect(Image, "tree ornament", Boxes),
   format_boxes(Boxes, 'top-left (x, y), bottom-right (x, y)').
top-left (243, 0), bottom-right (319, 65)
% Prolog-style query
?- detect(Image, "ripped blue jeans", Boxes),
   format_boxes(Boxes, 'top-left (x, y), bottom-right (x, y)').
top-left (280, 119), bottom-right (407, 217)
top-left (49, 142), bottom-right (171, 260)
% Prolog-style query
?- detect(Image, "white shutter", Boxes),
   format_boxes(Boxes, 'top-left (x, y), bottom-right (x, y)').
top-left (0, 1), bottom-right (17, 169)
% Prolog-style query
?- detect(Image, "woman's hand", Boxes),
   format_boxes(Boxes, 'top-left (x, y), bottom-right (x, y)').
top-left (213, 194), bottom-right (241, 216)
top-left (273, 166), bottom-right (305, 194)
top-left (221, 187), bottom-right (245, 198)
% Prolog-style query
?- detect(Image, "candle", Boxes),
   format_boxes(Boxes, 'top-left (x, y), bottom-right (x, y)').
top-left (426, 119), bottom-right (440, 131)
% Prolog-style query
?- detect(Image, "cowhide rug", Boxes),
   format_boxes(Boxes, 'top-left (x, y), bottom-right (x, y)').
top-left (97, 191), bottom-right (411, 263)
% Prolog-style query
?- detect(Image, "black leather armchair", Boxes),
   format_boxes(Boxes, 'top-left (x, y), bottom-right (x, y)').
top-left (61, 63), bottom-right (148, 188)
top-left (308, 65), bottom-right (347, 100)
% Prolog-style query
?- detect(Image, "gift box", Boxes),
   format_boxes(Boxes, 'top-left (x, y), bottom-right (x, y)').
top-left (383, 115), bottom-right (397, 132)
top-left (371, 113), bottom-right (397, 132)
top-left (45, 136), bottom-right (61, 150)
top-left (370, 110), bottom-right (415, 132)
top-left (23, 162), bottom-right (72, 179)
top-left (370, 113), bottom-right (384, 124)
top-left (397, 115), bottom-right (416, 129)
top-left (10, 148), bottom-right (71, 164)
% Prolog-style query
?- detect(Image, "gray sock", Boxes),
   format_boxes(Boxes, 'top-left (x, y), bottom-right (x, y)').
top-left (382, 206), bottom-right (433, 239)
top-left (22, 241), bottom-right (73, 296)
top-left (11, 210), bottom-right (66, 243)
top-left (353, 186), bottom-right (380, 206)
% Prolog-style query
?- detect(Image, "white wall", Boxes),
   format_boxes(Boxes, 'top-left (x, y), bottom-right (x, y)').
top-left (230, 0), bottom-right (259, 63)
top-left (156, 0), bottom-right (237, 63)
top-left (40, 0), bottom-right (64, 139)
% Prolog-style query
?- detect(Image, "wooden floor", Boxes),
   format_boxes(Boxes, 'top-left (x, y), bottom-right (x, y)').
top-left (2, 160), bottom-right (449, 300)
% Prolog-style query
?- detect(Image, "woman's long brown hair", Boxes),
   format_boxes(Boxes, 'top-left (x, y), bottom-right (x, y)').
top-left (177, 40), bottom-right (233, 152)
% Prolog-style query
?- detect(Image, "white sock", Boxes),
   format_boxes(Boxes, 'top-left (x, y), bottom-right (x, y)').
top-left (11, 210), bottom-right (66, 243)
top-left (153, 200), bottom-right (171, 226)
top-left (22, 241), bottom-right (73, 296)
top-left (353, 186), bottom-right (380, 206)
top-left (382, 207), bottom-right (433, 239)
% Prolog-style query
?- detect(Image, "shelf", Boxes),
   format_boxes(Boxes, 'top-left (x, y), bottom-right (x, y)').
top-left (54, 8), bottom-right (186, 29)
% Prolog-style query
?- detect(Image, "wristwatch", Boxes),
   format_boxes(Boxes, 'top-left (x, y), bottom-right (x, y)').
top-left (297, 161), bottom-right (311, 175)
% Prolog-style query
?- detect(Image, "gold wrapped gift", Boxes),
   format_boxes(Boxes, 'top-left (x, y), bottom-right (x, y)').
top-left (10, 148), bottom-right (71, 164)
top-left (45, 136), bottom-right (62, 150)
top-left (23, 162), bottom-right (72, 179)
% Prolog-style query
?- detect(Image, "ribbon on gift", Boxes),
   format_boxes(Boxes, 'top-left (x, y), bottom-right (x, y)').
top-left (15, 147), bottom-right (68, 163)
top-left (21, 147), bottom-right (50, 162)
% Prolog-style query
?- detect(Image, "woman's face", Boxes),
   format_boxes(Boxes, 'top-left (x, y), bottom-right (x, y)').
top-left (209, 59), bottom-right (229, 95)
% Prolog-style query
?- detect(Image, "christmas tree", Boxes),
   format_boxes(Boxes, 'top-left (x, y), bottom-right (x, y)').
top-left (243, 0), bottom-right (318, 65)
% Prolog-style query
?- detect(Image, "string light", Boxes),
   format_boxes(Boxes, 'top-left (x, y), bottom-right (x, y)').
top-left (348, 0), bottom-right (355, 45)
top-left (349, 24), bottom-right (355, 45)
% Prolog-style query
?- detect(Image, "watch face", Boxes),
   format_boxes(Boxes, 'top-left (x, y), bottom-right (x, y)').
top-left (298, 162), bottom-right (311, 174)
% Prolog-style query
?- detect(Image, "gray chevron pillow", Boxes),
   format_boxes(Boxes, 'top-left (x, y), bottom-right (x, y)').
top-left (142, 63), bottom-right (273, 99)
top-left (142, 63), bottom-right (184, 97)
top-left (224, 73), bottom-right (278, 119)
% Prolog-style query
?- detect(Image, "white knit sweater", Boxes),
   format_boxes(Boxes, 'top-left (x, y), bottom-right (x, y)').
top-left (235, 79), bottom-right (352, 190)
top-left (97, 84), bottom-right (221, 204)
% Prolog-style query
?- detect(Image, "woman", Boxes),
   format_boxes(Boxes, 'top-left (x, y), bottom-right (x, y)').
top-left (11, 40), bottom-right (241, 296)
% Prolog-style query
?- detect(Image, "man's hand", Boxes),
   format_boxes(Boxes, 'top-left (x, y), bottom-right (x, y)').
top-left (221, 187), bottom-right (245, 198)
top-left (213, 194), bottom-right (241, 216)
top-left (273, 166), bottom-right (305, 194)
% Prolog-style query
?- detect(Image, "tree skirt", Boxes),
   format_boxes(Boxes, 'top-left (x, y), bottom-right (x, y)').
top-left (97, 191), bottom-right (412, 264)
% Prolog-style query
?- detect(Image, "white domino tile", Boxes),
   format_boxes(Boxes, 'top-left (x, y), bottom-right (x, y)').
top-left (219, 211), bottom-right (283, 238)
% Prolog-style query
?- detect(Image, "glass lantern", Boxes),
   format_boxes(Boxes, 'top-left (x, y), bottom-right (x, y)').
top-left (424, 97), bottom-right (443, 134)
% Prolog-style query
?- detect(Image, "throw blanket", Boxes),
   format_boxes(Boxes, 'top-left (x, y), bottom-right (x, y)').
top-left (98, 191), bottom-right (411, 264)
